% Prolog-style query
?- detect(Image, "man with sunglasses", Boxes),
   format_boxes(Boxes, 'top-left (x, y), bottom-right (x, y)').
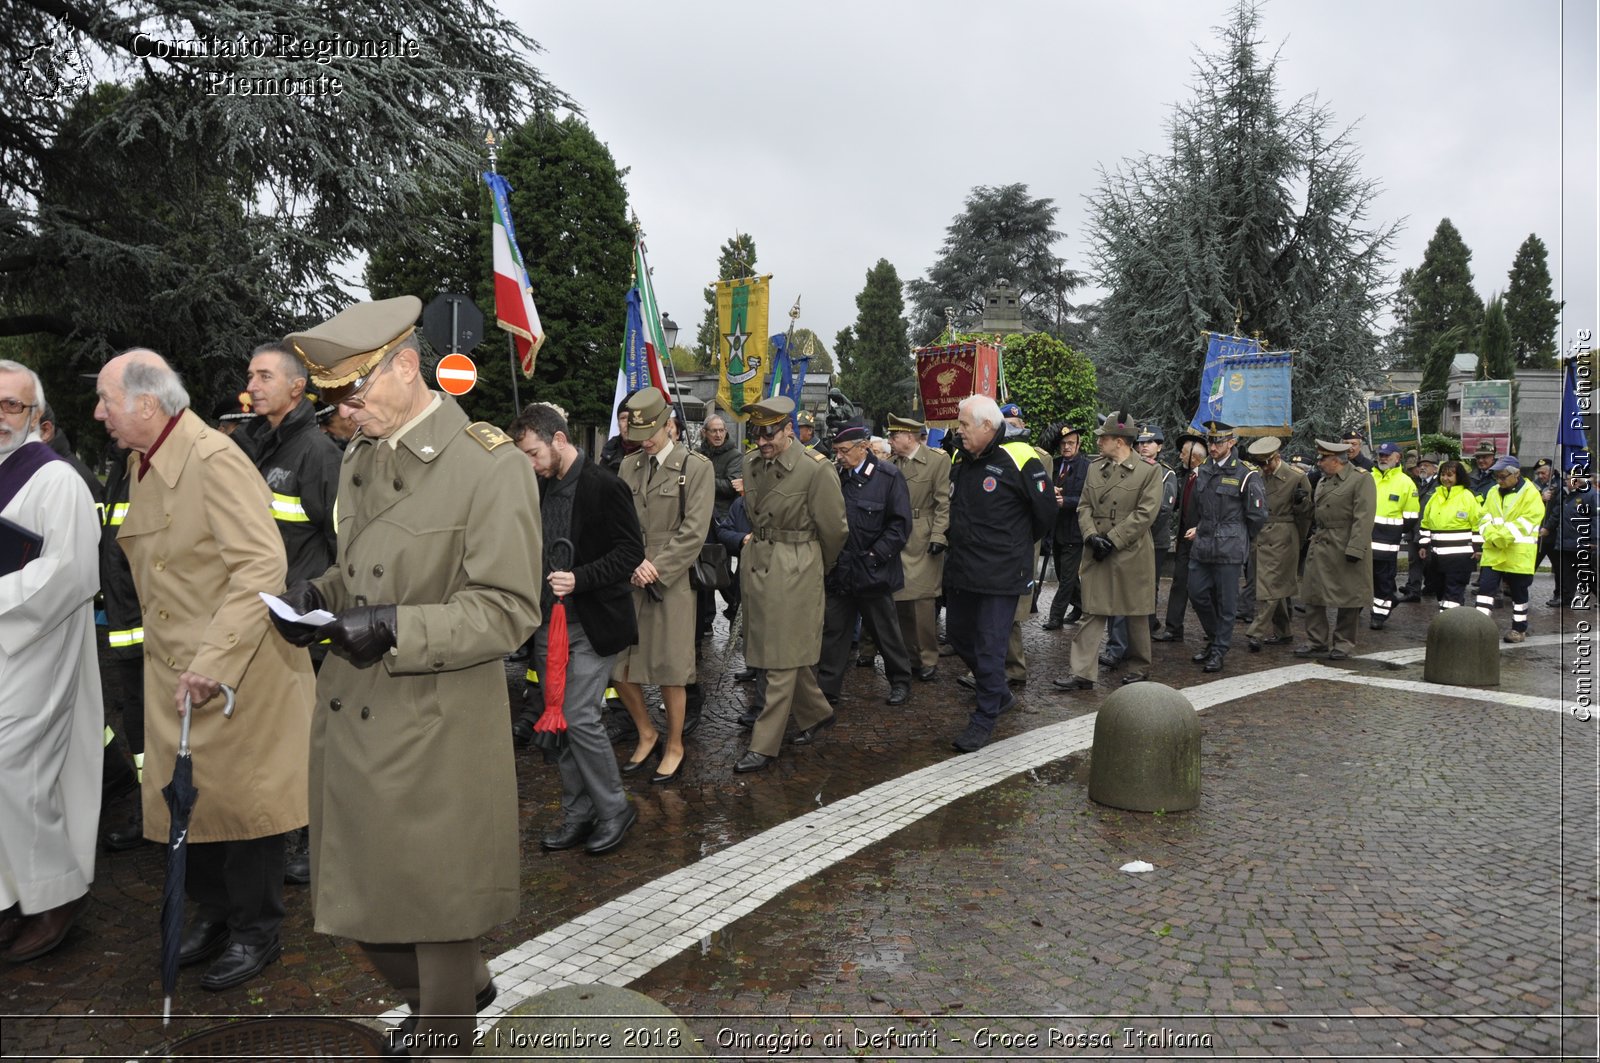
top-left (734, 396), bottom-right (847, 773)
top-left (272, 297), bottom-right (541, 1058)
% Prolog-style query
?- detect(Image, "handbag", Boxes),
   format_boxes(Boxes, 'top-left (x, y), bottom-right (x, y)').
top-left (677, 473), bottom-right (732, 591)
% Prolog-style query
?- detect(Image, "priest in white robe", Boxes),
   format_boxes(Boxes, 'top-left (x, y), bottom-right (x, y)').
top-left (0, 360), bottom-right (102, 962)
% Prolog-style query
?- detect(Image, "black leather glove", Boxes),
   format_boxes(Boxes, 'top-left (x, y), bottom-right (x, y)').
top-left (320, 604), bottom-right (399, 668)
top-left (927, 542), bottom-right (946, 555)
top-left (271, 582), bottom-right (327, 647)
top-left (1089, 534), bottom-right (1116, 561)
top-left (1345, 553), bottom-right (1361, 563)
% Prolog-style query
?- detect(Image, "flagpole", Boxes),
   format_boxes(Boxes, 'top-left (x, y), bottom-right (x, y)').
top-left (484, 128), bottom-right (522, 413)
top-left (635, 217), bottom-right (689, 425)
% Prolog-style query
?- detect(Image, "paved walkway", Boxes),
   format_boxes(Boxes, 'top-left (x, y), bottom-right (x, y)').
top-left (0, 578), bottom-right (1593, 1060)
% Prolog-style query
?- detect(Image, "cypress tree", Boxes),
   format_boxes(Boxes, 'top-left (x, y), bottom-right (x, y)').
top-left (839, 260), bottom-right (912, 428)
top-left (1503, 234), bottom-right (1562, 369)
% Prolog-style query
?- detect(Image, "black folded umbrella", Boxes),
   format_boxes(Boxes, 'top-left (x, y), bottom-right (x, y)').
top-left (161, 686), bottom-right (234, 1025)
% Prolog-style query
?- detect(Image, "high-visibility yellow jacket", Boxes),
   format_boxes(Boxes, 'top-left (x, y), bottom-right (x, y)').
top-left (1370, 465), bottom-right (1420, 550)
top-left (1419, 485), bottom-right (1481, 558)
top-left (1478, 478), bottom-right (1545, 574)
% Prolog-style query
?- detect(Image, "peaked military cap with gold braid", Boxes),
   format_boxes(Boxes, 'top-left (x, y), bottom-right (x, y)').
top-left (746, 396), bottom-right (795, 427)
top-left (288, 296), bottom-right (422, 405)
top-left (886, 412), bottom-right (925, 434)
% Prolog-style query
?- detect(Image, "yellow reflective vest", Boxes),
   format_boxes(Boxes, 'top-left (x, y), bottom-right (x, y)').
top-left (1478, 478), bottom-right (1545, 575)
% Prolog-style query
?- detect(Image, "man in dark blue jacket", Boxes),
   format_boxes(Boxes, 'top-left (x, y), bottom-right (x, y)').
top-left (510, 403), bottom-right (645, 856)
top-left (817, 420), bottom-right (915, 706)
top-left (1186, 420), bottom-right (1268, 673)
top-left (945, 395), bottom-right (1056, 752)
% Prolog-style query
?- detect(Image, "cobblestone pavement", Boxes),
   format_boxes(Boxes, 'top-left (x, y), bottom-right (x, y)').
top-left (1, 574), bottom-right (1594, 1060)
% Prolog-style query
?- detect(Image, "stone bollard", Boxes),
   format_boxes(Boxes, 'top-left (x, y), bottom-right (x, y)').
top-left (484, 984), bottom-right (708, 1059)
top-left (1088, 682), bottom-right (1201, 812)
top-left (1423, 606), bottom-right (1501, 687)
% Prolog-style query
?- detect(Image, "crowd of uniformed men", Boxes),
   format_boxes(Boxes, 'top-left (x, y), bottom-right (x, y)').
top-left (2, 294), bottom-right (1590, 1059)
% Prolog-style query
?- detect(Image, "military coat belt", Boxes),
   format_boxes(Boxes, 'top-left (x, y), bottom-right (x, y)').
top-left (1076, 454), bottom-right (1163, 617)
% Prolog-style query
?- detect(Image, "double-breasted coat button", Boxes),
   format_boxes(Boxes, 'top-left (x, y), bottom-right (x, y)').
top-left (393, 477), bottom-right (404, 491)
top-left (330, 698), bottom-right (342, 711)
top-left (352, 474), bottom-right (364, 487)
top-left (348, 564), bottom-right (356, 577)
top-left (372, 564), bottom-right (384, 577)
top-left (360, 706), bottom-right (370, 719)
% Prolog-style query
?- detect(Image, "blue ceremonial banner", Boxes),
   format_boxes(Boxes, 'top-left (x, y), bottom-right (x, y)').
top-left (1216, 351), bottom-right (1293, 432)
top-left (1558, 352), bottom-right (1592, 474)
top-left (1192, 332), bottom-right (1262, 430)
top-left (621, 288), bottom-right (658, 394)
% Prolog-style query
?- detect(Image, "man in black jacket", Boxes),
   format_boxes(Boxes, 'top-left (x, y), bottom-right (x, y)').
top-left (945, 395), bottom-right (1056, 752)
top-left (239, 341), bottom-right (342, 884)
top-left (1186, 421), bottom-right (1268, 673)
top-left (817, 420), bottom-right (915, 706)
top-left (1042, 426), bottom-right (1089, 629)
top-left (510, 403), bottom-right (645, 855)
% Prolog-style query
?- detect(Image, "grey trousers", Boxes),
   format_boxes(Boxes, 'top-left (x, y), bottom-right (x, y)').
top-left (530, 620), bottom-right (628, 824)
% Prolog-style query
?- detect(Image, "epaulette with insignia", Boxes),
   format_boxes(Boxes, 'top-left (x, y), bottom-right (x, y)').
top-left (807, 449), bottom-right (827, 463)
top-left (467, 422), bottom-right (512, 451)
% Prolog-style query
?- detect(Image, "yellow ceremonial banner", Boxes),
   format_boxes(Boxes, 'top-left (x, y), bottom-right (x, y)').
top-left (714, 275), bottom-right (772, 421)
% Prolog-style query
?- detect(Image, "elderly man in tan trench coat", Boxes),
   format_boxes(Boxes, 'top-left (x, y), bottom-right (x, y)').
top-left (1243, 437), bottom-right (1312, 650)
top-left (1052, 411), bottom-right (1163, 690)
top-left (613, 387), bottom-right (713, 785)
top-left (1295, 438), bottom-right (1378, 660)
top-left (888, 414), bottom-right (950, 681)
top-left (97, 350), bottom-right (313, 993)
top-left (736, 396), bottom-right (848, 773)
top-left (275, 298), bottom-right (541, 1059)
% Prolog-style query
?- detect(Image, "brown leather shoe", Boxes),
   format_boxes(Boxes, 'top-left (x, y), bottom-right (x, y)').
top-left (0, 905), bottom-right (21, 951)
top-left (2, 896), bottom-right (86, 962)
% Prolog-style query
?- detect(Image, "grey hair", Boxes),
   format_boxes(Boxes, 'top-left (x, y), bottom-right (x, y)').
top-left (251, 342), bottom-right (308, 385)
top-left (120, 353), bottom-right (190, 415)
top-left (0, 359), bottom-right (45, 419)
top-left (958, 394), bottom-right (1003, 432)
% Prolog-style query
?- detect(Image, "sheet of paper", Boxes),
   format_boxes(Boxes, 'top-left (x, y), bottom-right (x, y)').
top-left (259, 591), bottom-right (337, 627)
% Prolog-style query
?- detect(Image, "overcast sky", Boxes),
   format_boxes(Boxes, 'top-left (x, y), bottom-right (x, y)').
top-left (509, 0), bottom-right (1596, 364)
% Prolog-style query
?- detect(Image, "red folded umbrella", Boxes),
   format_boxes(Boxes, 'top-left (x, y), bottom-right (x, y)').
top-left (531, 539), bottom-right (572, 754)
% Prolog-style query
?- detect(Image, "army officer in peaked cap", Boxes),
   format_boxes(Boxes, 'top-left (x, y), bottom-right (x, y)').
top-left (735, 396), bottom-right (848, 773)
top-left (271, 296), bottom-right (542, 1058)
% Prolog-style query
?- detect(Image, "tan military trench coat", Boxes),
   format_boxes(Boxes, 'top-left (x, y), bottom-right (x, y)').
top-left (1076, 453), bottom-right (1162, 617)
top-left (307, 396), bottom-right (540, 943)
top-left (1300, 463), bottom-right (1377, 608)
top-left (119, 410), bottom-right (313, 843)
top-left (742, 441), bottom-right (847, 670)
top-left (890, 443), bottom-right (951, 602)
top-left (613, 443), bottom-right (713, 686)
top-left (1254, 460), bottom-right (1312, 601)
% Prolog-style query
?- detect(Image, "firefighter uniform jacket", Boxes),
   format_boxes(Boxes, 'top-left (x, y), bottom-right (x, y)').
top-left (236, 399), bottom-right (342, 585)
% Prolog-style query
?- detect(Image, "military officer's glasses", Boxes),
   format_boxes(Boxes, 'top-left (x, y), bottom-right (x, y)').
top-left (752, 423), bottom-right (784, 440)
top-left (336, 353), bottom-right (397, 410)
top-left (0, 398), bottom-right (36, 416)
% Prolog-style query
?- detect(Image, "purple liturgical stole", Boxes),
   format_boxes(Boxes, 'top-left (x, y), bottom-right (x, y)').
top-left (0, 441), bottom-right (64, 516)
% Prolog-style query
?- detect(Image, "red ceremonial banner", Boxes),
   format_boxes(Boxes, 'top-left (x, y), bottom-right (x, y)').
top-left (916, 343), bottom-right (1000, 427)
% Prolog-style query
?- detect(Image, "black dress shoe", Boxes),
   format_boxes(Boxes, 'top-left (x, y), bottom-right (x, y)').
top-left (386, 980), bottom-right (500, 1053)
top-left (856, 655), bottom-right (874, 667)
top-left (1152, 628), bottom-right (1182, 642)
top-left (792, 716), bottom-right (836, 746)
top-left (1292, 644), bottom-right (1326, 658)
top-left (915, 666), bottom-right (938, 681)
top-left (1191, 648), bottom-right (1211, 663)
top-left (735, 708), bottom-right (760, 729)
top-left (539, 819), bottom-right (595, 852)
top-left (200, 938), bottom-right (281, 991)
top-left (178, 918), bottom-right (230, 967)
top-left (1121, 672), bottom-right (1149, 685)
top-left (1247, 637), bottom-right (1261, 652)
top-left (102, 812), bottom-right (147, 852)
top-left (1399, 591), bottom-right (1422, 603)
top-left (1040, 618), bottom-right (1064, 631)
top-left (1327, 649), bottom-right (1350, 660)
top-left (1051, 676), bottom-right (1095, 691)
top-left (734, 667), bottom-right (758, 682)
top-left (1202, 652), bottom-right (1225, 673)
top-left (510, 716), bottom-right (535, 748)
top-left (885, 683), bottom-right (910, 706)
top-left (1262, 634), bottom-right (1294, 646)
top-left (1061, 608), bottom-right (1083, 625)
top-left (957, 672), bottom-right (977, 690)
top-left (283, 826), bottom-right (310, 885)
top-left (951, 721), bottom-right (992, 753)
top-left (1098, 652), bottom-right (1123, 668)
top-left (585, 806), bottom-right (638, 854)
top-left (1547, 597), bottom-right (1564, 608)
top-left (1370, 616), bottom-right (1386, 630)
top-left (681, 709), bottom-right (702, 737)
top-left (734, 750), bottom-right (773, 773)
top-left (1008, 676), bottom-right (1026, 688)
